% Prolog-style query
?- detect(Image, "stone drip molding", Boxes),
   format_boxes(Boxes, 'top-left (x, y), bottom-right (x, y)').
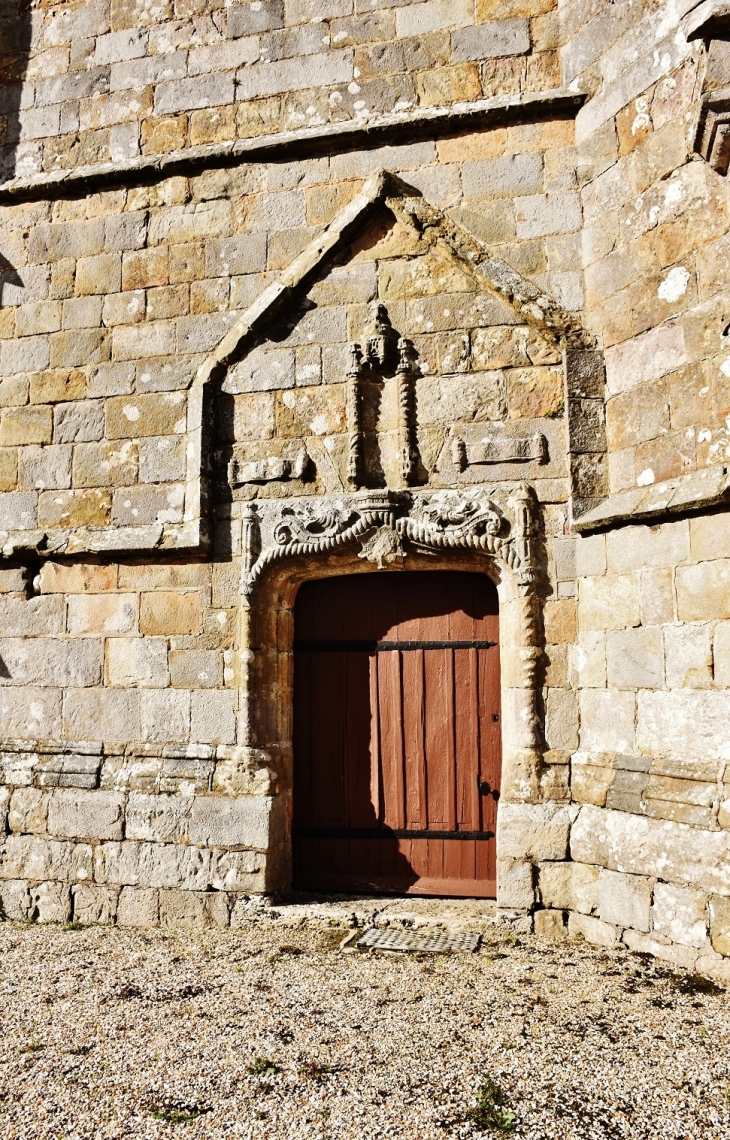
top-left (0, 90), bottom-right (584, 205)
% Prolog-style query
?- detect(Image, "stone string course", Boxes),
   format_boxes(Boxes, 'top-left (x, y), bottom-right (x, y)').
top-left (1, 0), bottom-right (730, 979)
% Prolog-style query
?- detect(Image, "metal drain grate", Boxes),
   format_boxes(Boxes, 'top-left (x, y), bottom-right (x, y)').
top-left (356, 928), bottom-right (481, 954)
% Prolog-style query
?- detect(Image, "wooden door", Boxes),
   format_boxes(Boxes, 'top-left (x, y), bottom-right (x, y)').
top-left (292, 571), bottom-right (501, 897)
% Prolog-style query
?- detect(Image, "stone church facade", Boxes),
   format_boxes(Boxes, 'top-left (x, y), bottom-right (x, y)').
top-left (1, 0), bottom-right (730, 975)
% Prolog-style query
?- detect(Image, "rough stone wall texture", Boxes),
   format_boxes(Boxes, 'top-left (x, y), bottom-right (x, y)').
top-left (0, 0), bottom-right (560, 180)
top-left (0, 0), bottom-right (730, 976)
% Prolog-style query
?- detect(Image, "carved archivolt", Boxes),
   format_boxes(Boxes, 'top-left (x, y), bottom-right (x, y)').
top-left (240, 483), bottom-right (541, 596)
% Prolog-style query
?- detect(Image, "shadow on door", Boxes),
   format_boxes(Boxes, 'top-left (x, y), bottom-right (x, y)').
top-left (292, 571), bottom-right (502, 897)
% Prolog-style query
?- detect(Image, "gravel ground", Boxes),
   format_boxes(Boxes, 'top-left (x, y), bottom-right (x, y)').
top-left (1, 898), bottom-right (729, 1140)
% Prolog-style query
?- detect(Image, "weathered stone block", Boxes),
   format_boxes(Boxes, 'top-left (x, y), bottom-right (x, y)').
top-left (9, 788), bottom-right (49, 834)
top-left (159, 888), bottom-right (229, 929)
top-left (568, 911), bottom-right (620, 947)
top-left (578, 574), bottom-right (640, 630)
top-left (709, 895), bottom-right (730, 957)
top-left (116, 885), bottom-right (159, 927)
top-left (533, 909), bottom-right (568, 939)
top-left (188, 795), bottom-right (276, 851)
top-left (637, 690), bottom-right (730, 762)
top-left (67, 593), bottom-right (137, 634)
top-left (579, 690), bottom-right (636, 753)
top-left (598, 869), bottom-right (653, 932)
top-left (29, 881), bottom-right (72, 923)
top-left (0, 879), bottom-right (30, 919)
top-left (0, 835), bottom-right (93, 883)
top-left (139, 591), bottom-right (202, 636)
top-left (538, 860), bottom-right (599, 914)
top-left (652, 882), bottom-right (708, 948)
top-left (72, 883), bottom-right (118, 924)
top-left (63, 689), bottom-right (140, 744)
top-left (94, 840), bottom-right (211, 891)
top-left (496, 803), bottom-right (578, 863)
top-left (48, 789), bottom-right (124, 842)
top-left (606, 626), bottom-right (663, 689)
top-left (125, 792), bottom-right (192, 843)
top-left (606, 521), bottom-right (689, 575)
top-left (496, 857), bottom-right (534, 910)
top-left (676, 561), bottom-right (730, 622)
top-left (190, 689), bottom-right (236, 745)
top-left (568, 631), bottom-right (606, 689)
top-left (106, 637), bottom-right (169, 688)
top-left (0, 406), bottom-right (52, 446)
top-left (571, 805), bottom-right (730, 897)
top-left (546, 688), bottom-right (578, 751)
top-left (105, 392), bottom-right (187, 439)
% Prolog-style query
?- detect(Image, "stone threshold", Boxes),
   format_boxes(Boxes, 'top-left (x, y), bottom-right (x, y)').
top-left (0, 89), bottom-right (584, 205)
top-left (572, 466), bottom-right (730, 533)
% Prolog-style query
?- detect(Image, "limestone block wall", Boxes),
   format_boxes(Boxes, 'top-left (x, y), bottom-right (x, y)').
top-left (0, 0), bottom-right (562, 181)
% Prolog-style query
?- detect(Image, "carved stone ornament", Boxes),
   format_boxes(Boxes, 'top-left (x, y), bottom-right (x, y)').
top-left (229, 445), bottom-right (310, 486)
top-left (694, 88), bottom-right (730, 174)
top-left (451, 433), bottom-right (548, 471)
top-left (240, 485), bottom-right (541, 595)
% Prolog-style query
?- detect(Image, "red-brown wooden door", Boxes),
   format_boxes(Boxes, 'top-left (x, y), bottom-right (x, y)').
top-left (292, 571), bottom-right (501, 897)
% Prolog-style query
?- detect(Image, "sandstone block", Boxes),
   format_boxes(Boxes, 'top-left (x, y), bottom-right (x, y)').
top-left (715, 623), bottom-right (730, 688)
top-left (598, 869), bottom-right (653, 932)
top-left (676, 561), bottom-right (730, 622)
top-left (0, 879), bottom-right (30, 920)
top-left (0, 492), bottom-right (38, 531)
top-left (0, 406), bottom-right (52, 446)
top-left (95, 839), bottom-right (211, 890)
top-left (54, 400), bottom-right (105, 444)
top-left (76, 253), bottom-right (122, 296)
top-left (533, 909), bottom-right (568, 939)
top-left (516, 192), bottom-right (582, 239)
top-left (106, 637), bottom-right (169, 688)
top-left (0, 637), bottom-right (101, 688)
top-left (169, 649), bottom-right (221, 689)
top-left (664, 623), bottom-right (713, 689)
top-left (105, 392), bottom-right (187, 439)
top-left (116, 885), bottom-right (160, 927)
top-left (622, 927), bottom-right (698, 970)
top-left (568, 910), bottom-right (620, 947)
top-left (497, 803), bottom-right (578, 863)
top-left (190, 689), bottom-right (236, 746)
top-left (606, 626), bottom-right (663, 689)
top-left (0, 449), bottom-right (18, 493)
top-left (210, 849), bottom-right (266, 893)
top-left (112, 483), bottom-right (185, 527)
top-left (578, 574), bottom-right (640, 630)
top-left (67, 593), bottom-right (137, 635)
top-left (140, 689), bottom-right (190, 743)
top-left (546, 688), bottom-right (578, 751)
top-left (689, 512), bottom-right (730, 562)
top-left (48, 789), bottom-right (124, 842)
top-left (29, 881), bottom-right (72, 923)
top-left (63, 689), bottom-right (140, 744)
top-left (112, 321), bottom-right (177, 361)
top-left (0, 785), bottom-right (9, 833)
top-left (188, 795), bottom-right (275, 850)
top-left (0, 595), bottom-right (64, 635)
top-left (579, 690), bottom-right (636, 753)
top-left (122, 247), bottom-right (169, 291)
top-left (9, 788), bottom-right (49, 835)
top-left (50, 329), bottom-right (111, 370)
top-left (228, 0), bottom-right (283, 36)
top-left (1, 336), bottom-right (51, 376)
top-left (72, 883), bottom-right (117, 924)
top-left (572, 805), bottom-right (730, 898)
top-left (18, 444), bottom-right (72, 491)
top-left (0, 834), bottom-right (93, 883)
top-left (38, 488), bottom-right (111, 529)
top-left (73, 440), bottom-right (139, 488)
top-left (652, 882), bottom-right (708, 949)
top-left (606, 520), bottom-right (689, 575)
top-left (159, 888), bottom-right (229, 929)
top-left (709, 895), bottom-right (730, 957)
top-left (0, 688), bottom-right (62, 740)
top-left (567, 631), bottom-right (606, 689)
top-left (140, 591), bottom-right (202, 636)
top-left (639, 566), bottom-right (675, 627)
top-left (637, 690), bottom-right (730, 762)
top-left (496, 857), bottom-right (534, 910)
top-left (538, 860), bottom-right (599, 914)
top-left (40, 562), bottom-right (116, 593)
top-left (125, 792), bottom-right (192, 843)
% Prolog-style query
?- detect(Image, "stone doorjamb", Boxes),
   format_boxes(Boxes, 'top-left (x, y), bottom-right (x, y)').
top-left (234, 484), bottom-right (548, 898)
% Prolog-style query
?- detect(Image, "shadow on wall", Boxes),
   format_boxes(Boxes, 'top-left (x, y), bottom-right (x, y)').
top-left (0, 0), bottom-right (31, 306)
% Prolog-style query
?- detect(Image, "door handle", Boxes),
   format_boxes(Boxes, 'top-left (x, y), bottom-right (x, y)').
top-left (478, 780), bottom-right (500, 800)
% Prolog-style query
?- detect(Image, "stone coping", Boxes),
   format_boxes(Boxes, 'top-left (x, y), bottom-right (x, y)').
top-left (572, 466), bottom-right (730, 532)
top-left (0, 89), bottom-right (584, 205)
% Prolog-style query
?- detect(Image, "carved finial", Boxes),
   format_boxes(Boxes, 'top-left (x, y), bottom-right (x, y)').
top-left (396, 336), bottom-right (418, 373)
top-left (347, 340), bottom-right (363, 375)
top-left (364, 302), bottom-right (399, 371)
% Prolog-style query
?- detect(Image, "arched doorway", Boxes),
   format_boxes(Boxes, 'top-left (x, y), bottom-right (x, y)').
top-left (292, 571), bottom-right (501, 897)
